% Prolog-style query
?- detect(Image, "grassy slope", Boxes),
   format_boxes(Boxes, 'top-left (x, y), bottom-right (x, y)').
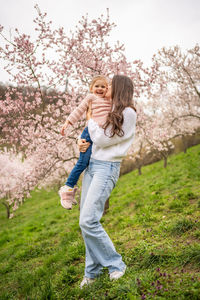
top-left (0, 144), bottom-right (200, 300)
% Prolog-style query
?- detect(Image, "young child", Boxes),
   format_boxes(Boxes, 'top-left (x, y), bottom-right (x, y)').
top-left (59, 75), bottom-right (111, 209)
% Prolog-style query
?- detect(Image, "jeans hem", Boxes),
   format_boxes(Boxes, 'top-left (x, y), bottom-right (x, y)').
top-left (65, 183), bottom-right (74, 188)
top-left (109, 264), bottom-right (126, 274)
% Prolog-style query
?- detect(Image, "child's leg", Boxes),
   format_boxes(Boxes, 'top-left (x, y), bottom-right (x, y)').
top-left (65, 127), bottom-right (92, 188)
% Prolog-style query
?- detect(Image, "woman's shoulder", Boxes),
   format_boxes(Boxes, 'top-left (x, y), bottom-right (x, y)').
top-left (123, 106), bottom-right (137, 117)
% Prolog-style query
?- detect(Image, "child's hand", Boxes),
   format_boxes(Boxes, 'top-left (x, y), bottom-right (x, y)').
top-left (60, 120), bottom-right (70, 136)
top-left (86, 101), bottom-right (92, 120)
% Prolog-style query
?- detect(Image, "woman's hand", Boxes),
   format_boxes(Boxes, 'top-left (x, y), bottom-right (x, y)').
top-left (77, 138), bottom-right (91, 153)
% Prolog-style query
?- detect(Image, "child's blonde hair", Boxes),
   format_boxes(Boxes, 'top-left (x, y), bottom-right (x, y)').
top-left (89, 75), bottom-right (109, 92)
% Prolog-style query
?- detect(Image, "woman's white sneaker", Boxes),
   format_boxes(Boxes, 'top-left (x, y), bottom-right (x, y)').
top-left (80, 276), bottom-right (95, 289)
top-left (110, 267), bottom-right (126, 280)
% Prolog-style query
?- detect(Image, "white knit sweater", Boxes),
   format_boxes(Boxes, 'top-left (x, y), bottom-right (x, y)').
top-left (88, 107), bottom-right (137, 162)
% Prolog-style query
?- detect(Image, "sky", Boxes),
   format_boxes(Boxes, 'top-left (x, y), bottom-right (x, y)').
top-left (0, 0), bottom-right (200, 83)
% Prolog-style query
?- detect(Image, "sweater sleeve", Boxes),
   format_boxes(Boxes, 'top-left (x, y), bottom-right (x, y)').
top-left (88, 107), bottom-right (136, 148)
top-left (67, 94), bottom-right (94, 125)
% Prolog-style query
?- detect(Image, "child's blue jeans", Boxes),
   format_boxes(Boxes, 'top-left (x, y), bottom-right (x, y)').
top-left (65, 126), bottom-right (92, 188)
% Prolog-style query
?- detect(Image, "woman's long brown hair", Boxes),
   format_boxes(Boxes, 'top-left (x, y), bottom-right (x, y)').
top-left (103, 75), bottom-right (136, 137)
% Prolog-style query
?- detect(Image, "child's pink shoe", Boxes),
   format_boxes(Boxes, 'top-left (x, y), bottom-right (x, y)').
top-left (59, 186), bottom-right (76, 210)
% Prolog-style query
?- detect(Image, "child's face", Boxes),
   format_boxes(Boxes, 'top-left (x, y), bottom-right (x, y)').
top-left (91, 79), bottom-right (108, 98)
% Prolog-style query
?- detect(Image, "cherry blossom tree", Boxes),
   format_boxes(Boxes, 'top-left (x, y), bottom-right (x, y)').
top-left (152, 45), bottom-right (200, 130)
top-left (0, 5), bottom-right (147, 217)
top-left (128, 51), bottom-right (200, 171)
top-left (4, 6), bottom-right (198, 216)
top-left (146, 45), bottom-right (200, 157)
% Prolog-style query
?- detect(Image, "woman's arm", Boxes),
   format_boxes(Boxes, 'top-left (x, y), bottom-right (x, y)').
top-left (88, 107), bottom-right (136, 148)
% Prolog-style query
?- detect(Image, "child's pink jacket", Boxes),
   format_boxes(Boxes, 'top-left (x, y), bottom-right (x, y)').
top-left (67, 94), bottom-right (111, 127)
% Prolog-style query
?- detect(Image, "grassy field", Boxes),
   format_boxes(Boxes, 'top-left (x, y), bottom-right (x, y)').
top-left (0, 144), bottom-right (200, 300)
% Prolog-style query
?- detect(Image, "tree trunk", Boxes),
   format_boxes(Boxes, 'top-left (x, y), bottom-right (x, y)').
top-left (138, 166), bottom-right (142, 175)
top-left (182, 136), bottom-right (187, 153)
top-left (2, 201), bottom-right (10, 219)
top-left (163, 157), bottom-right (167, 168)
top-left (103, 198), bottom-right (109, 215)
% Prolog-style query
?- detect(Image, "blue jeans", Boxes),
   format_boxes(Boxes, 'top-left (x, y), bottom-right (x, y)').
top-left (66, 127), bottom-right (92, 188)
top-left (79, 158), bottom-right (126, 278)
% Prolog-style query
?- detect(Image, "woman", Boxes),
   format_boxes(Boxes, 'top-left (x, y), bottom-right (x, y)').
top-left (78, 75), bottom-right (137, 288)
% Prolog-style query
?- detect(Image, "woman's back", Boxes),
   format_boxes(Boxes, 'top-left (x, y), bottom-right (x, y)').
top-left (88, 107), bottom-right (136, 162)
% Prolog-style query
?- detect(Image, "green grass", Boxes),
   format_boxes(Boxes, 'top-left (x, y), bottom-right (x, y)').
top-left (0, 144), bottom-right (200, 299)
